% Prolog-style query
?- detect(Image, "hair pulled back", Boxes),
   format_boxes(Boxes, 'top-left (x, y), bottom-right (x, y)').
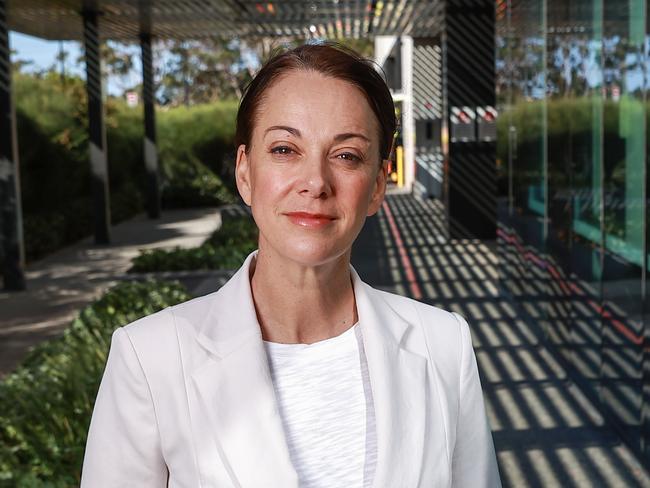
top-left (235, 42), bottom-right (397, 161)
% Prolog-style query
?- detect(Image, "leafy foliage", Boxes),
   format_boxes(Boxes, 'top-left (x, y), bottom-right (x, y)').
top-left (157, 39), bottom-right (254, 106)
top-left (10, 72), bottom-right (237, 264)
top-left (14, 72), bottom-right (146, 261)
top-left (157, 101), bottom-right (239, 205)
top-left (129, 216), bottom-right (258, 272)
top-left (0, 280), bottom-right (191, 486)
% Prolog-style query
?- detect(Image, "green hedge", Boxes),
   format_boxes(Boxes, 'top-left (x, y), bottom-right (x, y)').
top-left (129, 216), bottom-right (258, 272)
top-left (0, 280), bottom-right (191, 486)
top-left (11, 72), bottom-right (238, 264)
top-left (157, 101), bottom-right (239, 208)
top-left (157, 101), bottom-right (238, 181)
top-left (496, 97), bottom-right (646, 162)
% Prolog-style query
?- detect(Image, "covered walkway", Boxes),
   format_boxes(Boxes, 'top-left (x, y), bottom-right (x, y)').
top-left (2, 0), bottom-right (492, 291)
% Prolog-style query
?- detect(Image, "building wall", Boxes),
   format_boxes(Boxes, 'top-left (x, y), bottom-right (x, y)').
top-left (496, 0), bottom-right (650, 464)
top-left (412, 38), bottom-right (445, 199)
top-left (375, 35), bottom-right (415, 191)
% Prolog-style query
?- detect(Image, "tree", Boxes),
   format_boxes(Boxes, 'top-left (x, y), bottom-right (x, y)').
top-left (75, 41), bottom-right (138, 96)
top-left (156, 38), bottom-right (256, 106)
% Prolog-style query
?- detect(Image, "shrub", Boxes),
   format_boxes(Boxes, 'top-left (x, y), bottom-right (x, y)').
top-left (129, 216), bottom-right (258, 272)
top-left (160, 151), bottom-right (235, 208)
top-left (157, 101), bottom-right (239, 207)
top-left (0, 280), bottom-right (191, 486)
top-left (157, 101), bottom-right (238, 183)
top-left (4, 72), bottom-right (238, 266)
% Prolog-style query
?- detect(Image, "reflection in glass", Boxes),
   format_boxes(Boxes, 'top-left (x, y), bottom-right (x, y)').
top-left (496, 0), bottom-right (649, 466)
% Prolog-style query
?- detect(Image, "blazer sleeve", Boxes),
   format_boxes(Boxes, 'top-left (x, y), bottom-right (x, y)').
top-left (451, 313), bottom-right (502, 488)
top-left (81, 327), bottom-right (168, 487)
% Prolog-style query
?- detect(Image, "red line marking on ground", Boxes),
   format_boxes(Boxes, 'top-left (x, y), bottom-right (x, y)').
top-left (382, 201), bottom-right (423, 300)
top-left (497, 227), bottom-right (644, 346)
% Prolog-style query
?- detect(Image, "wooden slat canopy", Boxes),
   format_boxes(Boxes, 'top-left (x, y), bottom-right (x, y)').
top-left (8, 0), bottom-right (443, 41)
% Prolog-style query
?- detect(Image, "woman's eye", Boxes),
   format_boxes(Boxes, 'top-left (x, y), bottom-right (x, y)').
top-left (337, 152), bottom-right (361, 162)
top-left (270, 146), bottom-right (294, 155)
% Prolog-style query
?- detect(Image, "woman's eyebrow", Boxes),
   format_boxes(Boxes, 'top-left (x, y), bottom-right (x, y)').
top-left (264, 126), bottom-right (370, 144)
top-left (265, 125), bottom-right (300, 137)
top-left (334, 132), bottom-right (371, 143)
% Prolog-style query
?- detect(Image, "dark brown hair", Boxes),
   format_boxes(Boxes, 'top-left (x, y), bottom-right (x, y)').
top-left (235, 42), bottom-right (397, 161)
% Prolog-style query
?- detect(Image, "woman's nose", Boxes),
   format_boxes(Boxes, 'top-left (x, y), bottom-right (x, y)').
top-left (299, 157), bottom-right (332, 198)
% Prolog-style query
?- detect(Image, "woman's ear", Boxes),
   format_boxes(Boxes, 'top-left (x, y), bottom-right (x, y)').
top-left (235, 144), bottom-right (252, 206)
top-left (367, 159), bottom-right (389, 216)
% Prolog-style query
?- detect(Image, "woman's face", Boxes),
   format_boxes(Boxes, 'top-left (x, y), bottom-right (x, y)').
top-left (235, 69), bottom-right (388, 267)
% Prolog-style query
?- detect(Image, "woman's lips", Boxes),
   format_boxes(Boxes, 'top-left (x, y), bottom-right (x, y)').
top-left (285, 212), bottom-right (336, 228)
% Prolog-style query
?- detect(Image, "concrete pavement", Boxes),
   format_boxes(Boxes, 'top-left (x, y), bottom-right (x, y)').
top-left (0, 207), bottom-right (224, 376)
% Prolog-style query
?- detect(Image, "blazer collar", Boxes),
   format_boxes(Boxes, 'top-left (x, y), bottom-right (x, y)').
top-left (351, 266), bottom-right (430, 488)
top-left (191, 251), bottom-right (430, 487)
top-left (195, 251), bottom-right (262, 359)
top-left (195, 252), bottom-right (413, 354)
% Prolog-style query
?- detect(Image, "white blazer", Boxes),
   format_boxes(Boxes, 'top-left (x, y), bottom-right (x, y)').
top-left (81, 251), bottom-right (501, 487)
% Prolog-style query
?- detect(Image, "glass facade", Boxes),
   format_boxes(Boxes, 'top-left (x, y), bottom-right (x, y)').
top-left (496, 0), bottom-right (650, 464)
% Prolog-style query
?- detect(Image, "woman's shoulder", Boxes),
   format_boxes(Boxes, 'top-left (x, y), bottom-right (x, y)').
top-left (120, 292), bottom-right (213, 340)
top-left (370, 285), bottom-right (467, 334)
top-left (100, 292), bottom-right (223, 396)
top-left (110, 292), bottom-right (218, 377)
top-left (367, 285), bottom-right (471, 369)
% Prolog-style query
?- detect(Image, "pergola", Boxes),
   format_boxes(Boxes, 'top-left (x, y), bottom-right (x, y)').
top-left (10, 1), bottom-right (444, 40)
top-left (1, 0), bottom-right (494, 291)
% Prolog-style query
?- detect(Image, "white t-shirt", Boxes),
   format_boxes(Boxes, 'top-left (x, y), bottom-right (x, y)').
top-left (263, 323), bottom-right (377, 488)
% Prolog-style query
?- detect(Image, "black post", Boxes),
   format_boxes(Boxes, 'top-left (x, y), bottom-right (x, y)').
top-left (445, 0), bottom-right (496, 239)
top-left (0, 0), bottom-right (26, 291)
top-left (140, 33), bottom-right (160, 218)
top-left (83, 10), bottom-right (111, 244)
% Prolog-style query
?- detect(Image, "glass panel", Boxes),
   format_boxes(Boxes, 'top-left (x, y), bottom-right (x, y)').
top-left (644, 1), bottom-right (650, 459)
top-left (498, 0), bottom-right (650, 467)
top-left (545, 0), bottom-right (578, 360)
top-left (567, 0), bottom-right (604, 400)
top-left (497, 0), bottom-right (548, 310)
top-left (601, 0), bottom-right (645, 454)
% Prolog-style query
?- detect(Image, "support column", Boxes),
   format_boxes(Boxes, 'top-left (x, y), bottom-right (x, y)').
top-left (445, 0), bottom-right (496, 239)
top-left (83, 10), bottom-right (110, 244)
top-left (140, 33), bottom-right (160, 218)
top-left (0, 0), bottom-right (26, 291)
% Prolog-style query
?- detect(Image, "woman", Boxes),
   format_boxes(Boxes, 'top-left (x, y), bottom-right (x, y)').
top-left (81, 43), bottom-right (501, 487)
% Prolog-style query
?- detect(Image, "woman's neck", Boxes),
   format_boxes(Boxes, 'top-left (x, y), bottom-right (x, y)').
top-left (250, 247), bottom-right (358, 344)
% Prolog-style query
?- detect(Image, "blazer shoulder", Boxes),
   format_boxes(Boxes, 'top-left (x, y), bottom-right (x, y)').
top-left (372, 287), bottom-right (467, 373)
top-left (108, 292), bottom-right (218, 403)
top-left (114, 292), bottom-right (217, 382)
top-left (120, 292), bottom-right (214, 343)
top-left (373, 286), bottom-right (464, 335)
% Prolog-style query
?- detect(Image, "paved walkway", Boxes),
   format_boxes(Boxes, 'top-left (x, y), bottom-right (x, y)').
top-left (349, 193), bottom-right (650, 487)
top-left (3, 192), bottom-right (650, 486)
top-left (0, 208), bottom-right (224, 376)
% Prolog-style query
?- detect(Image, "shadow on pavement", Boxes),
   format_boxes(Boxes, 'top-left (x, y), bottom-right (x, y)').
top-left (353, 193), bottom-right (650, 488)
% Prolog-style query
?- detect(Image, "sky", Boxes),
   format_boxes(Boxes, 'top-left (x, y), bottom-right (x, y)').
top-left (11, 31), bottom-right (83, 74)
top-left (10, 31), bottom-right (137, 96)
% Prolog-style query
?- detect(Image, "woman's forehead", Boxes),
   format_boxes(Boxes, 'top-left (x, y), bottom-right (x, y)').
top-left (254, 70), bottom-right (380, 138)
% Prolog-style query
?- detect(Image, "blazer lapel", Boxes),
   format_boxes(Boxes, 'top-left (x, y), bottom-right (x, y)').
top-left (351, 268), bottom-right (429, 488)
top-left (191, 253), bottom-right (299, 488)
top-left (188, 252), bottom-right (433, 487)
